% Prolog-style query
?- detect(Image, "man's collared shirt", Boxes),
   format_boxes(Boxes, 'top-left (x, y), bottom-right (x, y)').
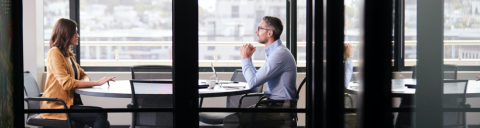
top-left (345, 58), bottom-right (353, 89)
top-left (242, 39), bottom-right (297, 100)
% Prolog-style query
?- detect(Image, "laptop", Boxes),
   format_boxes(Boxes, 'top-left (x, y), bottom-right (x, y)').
top-left (198, 63), bottom-right (221, 88)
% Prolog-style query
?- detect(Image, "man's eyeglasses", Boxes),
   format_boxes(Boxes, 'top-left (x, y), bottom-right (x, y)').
top-left (257, 27), bottom-right (271, 31)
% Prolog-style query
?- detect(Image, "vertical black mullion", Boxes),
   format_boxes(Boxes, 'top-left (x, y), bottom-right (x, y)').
top-left (291, 0), bottom-right (298, 63)
top-left (393, 0), bottom-right (405, 71)
top-left (172, 0), bottom-right (198, 127)
top-left (305, 0), bottom-right (313, 127)
top-left (69, 0), bottom-right (80, 64)
top-left (325, 0), bottom-right (344, 127)
top-left (287, 0), bottom-right (291, 50)
top-left (357, 0), bottom-right (393, 127)
top-left (313, 0), bottom-right (324, 127)
top-left (13, 0), bottom-right (25, 127)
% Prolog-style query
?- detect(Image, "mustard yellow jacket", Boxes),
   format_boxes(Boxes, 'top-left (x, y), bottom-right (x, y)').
top-left (40, 47), bottom-right (90, 120)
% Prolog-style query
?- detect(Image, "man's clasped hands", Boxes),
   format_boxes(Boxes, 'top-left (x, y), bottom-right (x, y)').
top-left (240, 43), bottom-right (256, 60)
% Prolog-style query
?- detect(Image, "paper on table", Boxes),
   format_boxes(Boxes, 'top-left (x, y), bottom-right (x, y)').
top-left (392, 86), bottom-right (408, 93)
top-left (221, 84), bottom-right (246, 89)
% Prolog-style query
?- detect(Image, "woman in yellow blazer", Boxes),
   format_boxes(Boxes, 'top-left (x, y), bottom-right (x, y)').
top-left (40, 18), bottom-right (115, 128)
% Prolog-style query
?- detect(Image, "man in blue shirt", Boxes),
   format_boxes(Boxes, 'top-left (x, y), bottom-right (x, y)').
top-left (345, 44), bottom-right (355, 89)
top-left (224, 16), bottom-right (296, 128)
top-left (240, 16), bottom-right (297, 100)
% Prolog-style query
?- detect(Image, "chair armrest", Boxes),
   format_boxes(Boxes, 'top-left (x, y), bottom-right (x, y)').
top-left (255, 99), bottom-right (297, 108)
top-left (127, 103), bottom-right (137, 109)
top-left (461, 102), bottom-right (471, 108)
top-left (242, 93), bottom-right (265, 97)
top-left (344, 93), bottom-right (354, 108)
top-left (24, 97), bottom-right (68, 109)
top-left (24, 97), bottom-right (73, 128)
top-left (238, 93), bottom-right (265, 108)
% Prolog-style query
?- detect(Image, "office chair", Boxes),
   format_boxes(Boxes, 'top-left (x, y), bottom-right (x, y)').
top-left (395, 80), bottom-right (470, 128)
top-left (231, 69), bottom-right (263, 108)
top-left (131, 65), bottom-right (172, 79)
top-left (443, 80), bottom-right (470, 128)
top-left (199, 69), bottom-right (264, 125)
top-left (227, 77), bottom-right (305, 128)
top-left (412, 64), bottom-right (458, 79)
top-left (24, 71), bottom-right (77, 128)
top-left (127, 79), bottom-right (173, 128)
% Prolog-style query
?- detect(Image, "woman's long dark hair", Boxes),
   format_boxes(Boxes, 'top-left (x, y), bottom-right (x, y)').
top-left (49, 18), bottom-right (77, 57)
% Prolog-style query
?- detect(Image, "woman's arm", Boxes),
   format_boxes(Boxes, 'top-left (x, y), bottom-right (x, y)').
top-left (77, 76), bottom-right (116, 88)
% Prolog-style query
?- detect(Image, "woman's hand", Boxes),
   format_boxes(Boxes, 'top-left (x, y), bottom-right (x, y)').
top-left (96, 76), bottom-right (116, 86)
top-left (78, 76), bottom-right (116, 88)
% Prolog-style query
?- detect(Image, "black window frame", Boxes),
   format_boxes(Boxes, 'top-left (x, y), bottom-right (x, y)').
top-left (24, 0), bottom-right (312, 127)
top-left (14, 0), bottom-right (420, 127)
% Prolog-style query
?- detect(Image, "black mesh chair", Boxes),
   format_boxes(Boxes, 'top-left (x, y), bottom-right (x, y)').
top-left (395, 80), bottom-right (470, 128)
top-left (23, 71), bottom-right (75, 128)
top-left (131, 65), bottom-right (172, 79)
top-left (412, 65), bottom-right (458, 79)
top-left (443, 80), bottom-right (470, 128)
top-left (127, 79), bottom-right (173, 128)
top-left (230, 69), bottom-right (263, 108)
top-left (230, 77), bottom-right (306, 128)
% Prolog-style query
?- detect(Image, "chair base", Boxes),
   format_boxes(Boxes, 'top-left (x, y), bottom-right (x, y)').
top-left (26, 114), bottom-right (70, 127)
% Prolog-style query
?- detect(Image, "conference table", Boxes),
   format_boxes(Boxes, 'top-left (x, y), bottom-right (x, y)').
top-left (75, 79), bottom-right (254, 127)
top-left (75, 79), bottom-right (254, 98)
top-left (348, 79), bottom-right (480, 127)
top-left (347, 79), bottom-right (480, 98)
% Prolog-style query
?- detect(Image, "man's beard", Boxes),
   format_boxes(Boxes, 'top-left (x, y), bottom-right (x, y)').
top-left (257, 37), bottom-right (266, 44)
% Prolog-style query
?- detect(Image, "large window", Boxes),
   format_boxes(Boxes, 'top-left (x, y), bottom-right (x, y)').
top-left (79, 0), bottom-right (172, 66)
top-left (404, 0), bottom-right (480, 66)
top-left (198, 0), bottom-right (286, 67)
top-left (345, 0), bottom-right (360, 66)
top-left (297, 0), bottom-right (307, 66)
top-left (44, 0), bottom-right (69, 60)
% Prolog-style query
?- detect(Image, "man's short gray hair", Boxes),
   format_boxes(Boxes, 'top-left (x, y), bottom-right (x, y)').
top-left (263, 16), bottom-right (283, 40)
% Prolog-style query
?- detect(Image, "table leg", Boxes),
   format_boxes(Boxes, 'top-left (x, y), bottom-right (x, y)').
top-left (200, 97), bottom-right (204, 108)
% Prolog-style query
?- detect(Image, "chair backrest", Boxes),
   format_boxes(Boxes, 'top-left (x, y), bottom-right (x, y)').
top-left (230, 69), bottom-right (246, 82)
top-left (443, 65), bottom-right (458, 80)
top-left (230, 69), bottom-right (263, 92)
top-left (129, 79), bottom-right (173, 127)
top-left (443, 80), bottom-right (468, 127)
top-left (412, 64), bottom-right (457, 79)
top-left (131, 65), bottom-right (172, 79)
top-left (24, 71), bottom-right (41, 117)
top-left (296, 77), bottom-right (307, 101)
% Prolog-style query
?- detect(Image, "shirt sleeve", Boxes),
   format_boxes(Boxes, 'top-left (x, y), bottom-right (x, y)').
top-left (242, 52), bottom-right (287, 89)
top-left (344, 58), bottom-right (354, 89)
